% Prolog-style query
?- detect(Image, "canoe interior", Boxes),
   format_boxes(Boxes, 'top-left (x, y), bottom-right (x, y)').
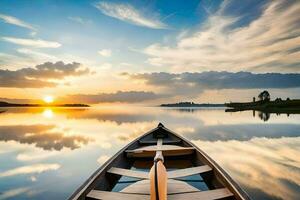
top-left (69, 123), bottom-right (250, 200)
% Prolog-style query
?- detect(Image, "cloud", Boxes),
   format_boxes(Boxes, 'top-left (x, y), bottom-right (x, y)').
top-left (2, 37), bottom-right (61, 48)
top-left (98, 49), bottom-right (112, 57)
top-left (0, 13), bottom-right (35, 30)
top-left (0, 124), bottom-right (90, 150)
top-left (143, 0), bottom-right (300, 72)
top-left (0, 164), bottom-right (60, 178)
top-left (125, 71), bottom-right (300, 96)
top-left (0, 187), bottom-right (31, 200)
top-left (94, 1), bottom-right (167, 29)
top-left (0, 52), bottom-right (47, 69)
top-left (0, 61), bottom-right (90, 88)
top-left (68, 16), bottom-right (92, 25)
top-left (17, 151), bottom-right (58, 161)
top-left (63, 91), bottom-right (167, 103)
top-left (17, 48), bottom-right (57, 60)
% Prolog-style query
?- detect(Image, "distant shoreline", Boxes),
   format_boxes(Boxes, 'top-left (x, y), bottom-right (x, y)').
top-left (225, 99), bottom-right (300, 109)
top-left (225, 99), bottom-right (300, 115)
top-left (160, 102), bottom-right (225, 107)
top-left (0, 101), bottom-right (90, 107)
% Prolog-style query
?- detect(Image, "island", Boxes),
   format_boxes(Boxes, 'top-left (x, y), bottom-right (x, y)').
top-left (160, 102), bottom-right (225, 107)
top-left (225, 91), bottom-right (300, 114)
top-left (0, 101), bottom-right (90, 107)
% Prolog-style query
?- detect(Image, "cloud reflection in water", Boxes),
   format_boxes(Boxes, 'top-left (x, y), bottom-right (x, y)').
top-left (0, 107), bottom-right (299, 200)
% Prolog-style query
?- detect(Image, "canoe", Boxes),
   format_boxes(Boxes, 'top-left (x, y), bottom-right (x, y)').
top-left (69, 123), bottom-right (250, 200)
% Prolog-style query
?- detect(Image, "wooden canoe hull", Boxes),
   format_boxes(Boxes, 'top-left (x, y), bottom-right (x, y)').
top-left (69, 123), bottom-right (251, 200)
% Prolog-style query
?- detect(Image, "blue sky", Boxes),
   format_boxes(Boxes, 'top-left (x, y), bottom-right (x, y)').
top-left (0, 0), bottom-right (300, 103)
top-left (0, 0), bottom-right (207, 70)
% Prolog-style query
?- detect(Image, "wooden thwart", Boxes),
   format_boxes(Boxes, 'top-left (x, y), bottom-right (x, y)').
top-left (121, 179), bottom-right (199, 195)
top-left (107, 167), bottom-right (148, 179)
top-left (139, 138), bottom-right (181, 145)
top-left (107, 165), bottom-right (212, 179)
top-left (168, 188), bottom-right (233, 200)
top-left (87, 188), bottom-right (233, 200)
top-left (87, 190), bottom-right (149, 200)
top-left (126, 145), bottom-right (195, 158)
top-left (168, 165), bottom-right (212, 179)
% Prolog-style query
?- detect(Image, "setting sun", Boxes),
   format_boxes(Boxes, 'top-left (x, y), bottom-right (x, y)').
top-left (43, 95), bottom-right (54, 103)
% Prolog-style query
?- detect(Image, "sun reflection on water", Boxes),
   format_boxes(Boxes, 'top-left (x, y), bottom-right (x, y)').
top-left (42, 109), bottom-right (54, 118)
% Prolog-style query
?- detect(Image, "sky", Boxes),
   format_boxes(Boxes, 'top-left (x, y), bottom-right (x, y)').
top-left (0, 0), bottom-right (299, 104)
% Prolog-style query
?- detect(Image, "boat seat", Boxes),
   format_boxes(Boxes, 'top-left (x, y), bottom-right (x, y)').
top-left (107, 167), bottom-right (148, 179)
top-left (139, 138), bottom-right (181, 145)
top-left (87, 190), bottom-right (149, 200)
top-left (168, 165), bottom-right (212, 178)
top-left (107, 165), bottom-right (212, 179)
top-left (87, 188), bottom-right (233, 200)
top-left (168, 188), bottom-right (234, 200)
top-left (121, 179), bottom-right (199, 194)
top-left (126, 145), bottom-right (195, 158)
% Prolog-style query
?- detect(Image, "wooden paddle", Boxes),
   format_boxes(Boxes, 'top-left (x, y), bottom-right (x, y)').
top-left (149, 139), bottom-right (167, 200)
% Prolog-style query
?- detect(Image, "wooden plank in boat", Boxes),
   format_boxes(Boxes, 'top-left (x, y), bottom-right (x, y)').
top-left (168, 188), bottom-right (233, 200)
top-left (127, 145), bottom-right (193, 151)
top-left (168, 165), bottom-right (212, 178)
top-left (121, 179), bottom-right (199, 195)
top-left (108, 165), bottom-right (212, 179)
top-left (139, 135), bottom-right (181, 145)
top-left (107, 167), bottom-right (148, 179)
top-left (133, 159), bottom-right (193, 169)
top-left (126, 145), bottom-right (195, 158)
top-left (87, 190), bottom-right (149, 200)
top-left (88, 188), bottom-right (232, 200)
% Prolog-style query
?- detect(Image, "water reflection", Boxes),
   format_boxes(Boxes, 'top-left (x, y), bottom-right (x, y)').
top-left (258, 111), bottom-right (270, 121)
top-left (193, 137), bottom-right (300, 200)
top-left (226, 108), bottom-right (300, 122)
top-left (42, 109), bottom-right (54, 118)
top-left (0, 106), bottom-right (299, 200)
top-left (0, 164), bottom-right (60, 178)
top-left (0, 124), bottom-right (90, 151)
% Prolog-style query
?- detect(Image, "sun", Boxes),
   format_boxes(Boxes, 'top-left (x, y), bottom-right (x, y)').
top-left (43, 95), bottom-right (54, 104)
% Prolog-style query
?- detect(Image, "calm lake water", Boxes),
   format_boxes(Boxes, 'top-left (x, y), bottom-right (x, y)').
top-left (0, 106), bottom-right (299, 200)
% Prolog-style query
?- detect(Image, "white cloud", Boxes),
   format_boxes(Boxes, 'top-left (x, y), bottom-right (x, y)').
top-left (68, 16), bottom-right (92, 25)
top-left (2, 37), bottom-right (61, 48)
top-left (144, 0), bottom-right (300, 72)
top-left (16, 150), bottom-right (58, 161)
top-left (0, 13), bottom-right (35, 30)
top-left (30, 31), bottom-right (37, 36)
top-left (17, 48), bottom-right (57, 60)
top-left (94, 1), bottom-right (167, 29)
top-left (0, 187), bottom-right (31, 200)
top-left (0, 51), bottom-right (57, 69)
top-left (98, 49), bottom-right (112, 57)
top-left (30, 176), bottom-right (37, 182)
top-left (0, 163), bottom-right (60, 178)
